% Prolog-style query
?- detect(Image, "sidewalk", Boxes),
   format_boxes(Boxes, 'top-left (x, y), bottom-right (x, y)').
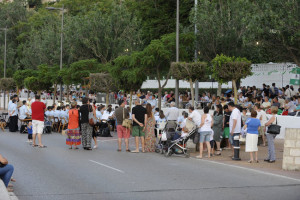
top-left (190, 139), bottom-right (300, 179)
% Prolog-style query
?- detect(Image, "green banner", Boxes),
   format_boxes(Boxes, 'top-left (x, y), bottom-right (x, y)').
top-left (290, 79), bottom-right (300, 85)
top-left (290, 67), bottom-right (300, 74)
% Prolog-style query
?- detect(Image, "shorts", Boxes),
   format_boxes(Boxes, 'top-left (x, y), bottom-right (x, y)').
top-left (199, 131), bottom-right (211, 143)
top-left (259, 126), bottom-right (265, 136)
top-left (32, 120), bottom-right (44, 134)
top-left (117, 125), bottom-right (130, 139)
top-left (132, 126), bottom-right (145, 137)
top-left (210, 140), bottom-right (215, 149)
top-left (229, 133), bottom-right (240, 145)
top-left (223, 127), bottom-right (230, 138)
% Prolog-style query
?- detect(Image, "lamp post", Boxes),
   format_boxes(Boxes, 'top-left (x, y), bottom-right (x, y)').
top-left (0, 27), bottom-right (7, 110)
top-left (194, 0), bottom-right (199, 105)
top-left (46, 5), bottom-right (64, 102)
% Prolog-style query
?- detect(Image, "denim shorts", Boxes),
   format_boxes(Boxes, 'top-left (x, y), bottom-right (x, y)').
top-left (199, 131), bottom-right (212, 143)
top-left (229, 133), bottom-right (240, 145)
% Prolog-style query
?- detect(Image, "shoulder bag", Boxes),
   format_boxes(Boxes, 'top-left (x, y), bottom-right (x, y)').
top-left (88, 105), bottom-right (95, 126)
top-left (122, 108), bottom-right (132, 129)
top-left (267, 117), bottom-right (281, 135)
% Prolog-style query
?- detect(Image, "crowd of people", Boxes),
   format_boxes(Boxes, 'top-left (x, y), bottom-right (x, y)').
top-left (1, 82), bottom-right (300, 192)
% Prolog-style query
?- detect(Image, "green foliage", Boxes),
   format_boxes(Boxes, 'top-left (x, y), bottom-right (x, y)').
top-left (0, 78), bottom-right (15, 90)
top-left (90, 73), bottom-right (115, 93)
top-left (170, 62), bottom-right (208, 82)
top-left (212, 54), bottom-right (252, 82)
top-left (68, 59), bottom-right (101, 85)
top-left (13, 69), bottom-right (37, 89)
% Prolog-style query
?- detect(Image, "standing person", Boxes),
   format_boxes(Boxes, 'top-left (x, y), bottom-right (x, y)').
top-left (243, 110), bottom-right (261, 163)
top-left (31, 95), bottom-right (46, 148)
top-left (264, 106), bottom-right (278, 163)
top-left (131, 99), bottom-right (147, 153)
top-left (223, 105), bottom-right (231, 149)
top-left (66, 102), bottom-right (81, 150)
top-left (165, 102), bottom-right (180, 121)
top-left (228, 102), bottom-right (242, 156)
top-left (8, 99), bottom-right (18, 132)
top-left (255, 104), bottom-right (267, 146)
top-left (0, 154), bottom-right (14, 192)
top-left (79, 98), bottom-right (93, 150)
top-left (114, 100), bottom-right (131, 152)
top-left (144, 103), bottom-right (156, 152)
top-left (197, 107), bottom-right (213, 159)
top-left (212, 105), bottom-right (223, 155)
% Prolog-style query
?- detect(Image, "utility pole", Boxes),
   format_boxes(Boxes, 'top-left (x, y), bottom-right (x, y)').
top-left (175, 0), bottom-right (179, 108)
top-left (194, 0), bottom-right (199, 105)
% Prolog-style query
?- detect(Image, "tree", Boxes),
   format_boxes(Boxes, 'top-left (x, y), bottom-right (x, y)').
top-left (170, 62), bottom-right (208, 106)
top-left (0, 78), bottom-right (15, 109)
top-left (251, 0), bottom-right (300, 66)
top-left (90, 73), bottom-right (115, 106)
top-left (212, 54), bottom-right (252, 104)
top-left (141, 32), bottom-right (194, 109)
top-left (13, 69), bottom-right (37, 92)
top-left (110, 52), bottom-right (147, 109)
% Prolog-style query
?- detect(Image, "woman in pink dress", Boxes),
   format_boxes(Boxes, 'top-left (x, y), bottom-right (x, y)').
top-left (144, 103), bottom-right (156, 152)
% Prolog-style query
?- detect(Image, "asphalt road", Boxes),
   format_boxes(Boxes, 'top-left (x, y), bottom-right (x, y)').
top-left (0, 130), bottom-right (300, 200)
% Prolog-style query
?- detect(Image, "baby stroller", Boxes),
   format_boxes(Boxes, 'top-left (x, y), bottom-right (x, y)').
top-left (155, 120), bottom-right (178, 154)
top-left (43, 115), bottom-right (52, 134)
top-left (164, 127), bottom-right (197, 158)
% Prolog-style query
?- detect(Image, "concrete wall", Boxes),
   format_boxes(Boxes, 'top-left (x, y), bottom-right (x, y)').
top-left (0, 180), bottom-right (10, 200)
top-left (283, 128), bottom-right (300, 171)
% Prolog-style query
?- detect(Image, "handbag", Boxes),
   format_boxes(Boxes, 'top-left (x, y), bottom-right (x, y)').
top-left (161, 131), bottom-right (167, 141)
top-left (88, 105), bottom-right (95, 126)
top-left (267, 117), bottom-right (281, 135)
top-left (122, 108), bottom-right (132, 129)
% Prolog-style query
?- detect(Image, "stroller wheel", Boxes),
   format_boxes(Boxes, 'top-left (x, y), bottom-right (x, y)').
top-left (155, 149), bottom-right (161, 153)
top-left (185, 154), bottom-right (190, 158)
top-left (165, 151), bottom-right (172, 157)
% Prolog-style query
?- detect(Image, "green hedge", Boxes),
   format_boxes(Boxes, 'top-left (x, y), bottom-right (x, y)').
top-left (140, 88), bottom-right (231, 95)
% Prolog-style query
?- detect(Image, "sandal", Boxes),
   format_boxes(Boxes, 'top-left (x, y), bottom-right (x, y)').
top-left (32, 144), bottom-right (38, 147)
top-left (117, 149), bottom-right (121, 152)
top-left (196, 156), bottom-right (203, 159)
top-left (248, 160), bottom-right (253, 163)
top-left (131, 150), bottom-right (139, 153)
top-left (74, 147), bottom-right (79, 150)
top-left (69, 147), bottom-right (73, 149)
top-left (255, 160), bottom-right (259, 163)
top-left (126, 149), bottom-right (131, 152)
top-left (38, 145), bottom-right (47, 148)
top-left (7, 188), bottom-right (14, 192)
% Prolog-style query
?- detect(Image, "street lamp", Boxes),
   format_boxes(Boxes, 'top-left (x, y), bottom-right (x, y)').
top-left (0, 27), bottom-right (7, 110)
top-left (46, 5), bottom-right (64, 102)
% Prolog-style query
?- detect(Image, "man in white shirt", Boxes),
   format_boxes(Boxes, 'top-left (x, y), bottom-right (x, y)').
top-left (285, 85), bottom-right (293, 98)
top-left (8, 99), bottom-right (19, 132)
top-left (96, 107), bottom-right (102, 122)
top-left (165, 102), bottom-right (180, 121)
top-left (19, 100), bottom-right (30, 120)
top-left (53, 107), bottom-right (61, 122)
top-left (188, 107), bottom-right (201, 127)
top-left (262, 96), bottom-right (271, 110)
top-left (228, 102), bottom-right (241, 160)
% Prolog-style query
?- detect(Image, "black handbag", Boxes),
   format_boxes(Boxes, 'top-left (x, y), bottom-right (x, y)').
top-left (267, 117), bottom-right (281, 135)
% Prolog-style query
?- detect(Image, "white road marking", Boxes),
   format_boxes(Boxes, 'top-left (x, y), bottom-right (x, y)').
top-left (192, 157), bottom-right (300, 182)
top-left (89, 160), bottom-right (125, 173)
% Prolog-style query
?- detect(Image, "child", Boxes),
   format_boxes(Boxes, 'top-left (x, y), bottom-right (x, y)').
top-left (27, 121), bottom-right (33, 143)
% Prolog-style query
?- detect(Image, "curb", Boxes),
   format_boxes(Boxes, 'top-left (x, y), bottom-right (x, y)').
top-left (0, 180), bottom-right (10, 200)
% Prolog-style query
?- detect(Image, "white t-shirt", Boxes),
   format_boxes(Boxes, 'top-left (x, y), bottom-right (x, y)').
top-left (19, 105), bottom-right (29, 120)
top-left (189, 110), bottom-right (201, 126)
top-left (200, 114), bottom-right (212, 132)
top-left (229, 108), bottom-right (241, 133)
top-left (257, 110), bottom-right (267, 126)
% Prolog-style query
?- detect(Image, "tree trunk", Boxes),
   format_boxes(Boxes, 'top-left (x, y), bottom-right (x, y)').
top-left (53, 84), bottom-right (57, 105)
top-left (217, 82), bottom-right (222, 96)
top-left (158, 87), bottom-right (162, 110)
top-left (106, 92), bottom-right (109, 107)
top-left (232, 79), bottom-right (238, 104)
top-left (189, 79), bottom-right (194, 107)
top-left (16, 86), bottom-right (19, 95)
top-left (38, 91), bottom-right (42, 95)
top-left (129, 90), bottom-right (133, 111)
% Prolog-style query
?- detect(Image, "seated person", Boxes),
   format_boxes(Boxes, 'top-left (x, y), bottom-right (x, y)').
top-left (243, 97), bottom-right (253, 109)
top-left (172, 112), bottom-right (191, 140)
top-left (0, 154), bottom-right (15, 192)
top-left (284, 98), bottom-right (297, 115)
top-left (177, 111), bottom-right (186, 128)
top-left (262, 96), bottom-right (271, 110)
top-left (288, 96), bottom-right (300, 116)
top-left (19, 100), bottom-right (30, 120)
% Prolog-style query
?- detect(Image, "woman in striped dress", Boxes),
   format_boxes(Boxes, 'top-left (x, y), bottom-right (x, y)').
top-left (66, 102), bottom-right (81, 149)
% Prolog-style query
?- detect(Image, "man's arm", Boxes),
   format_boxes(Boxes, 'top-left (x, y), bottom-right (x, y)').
top-left (132, 114), bottom-right (143, 127)
top-left (230, 119), bottom-right (237, 135)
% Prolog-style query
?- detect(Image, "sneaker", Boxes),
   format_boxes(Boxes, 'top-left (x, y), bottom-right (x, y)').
top-left (93, 145), bottom-right (98, 149)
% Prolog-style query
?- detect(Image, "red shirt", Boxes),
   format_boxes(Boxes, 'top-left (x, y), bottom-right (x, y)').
top-left (31, 101), bottom-right (46, 121)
